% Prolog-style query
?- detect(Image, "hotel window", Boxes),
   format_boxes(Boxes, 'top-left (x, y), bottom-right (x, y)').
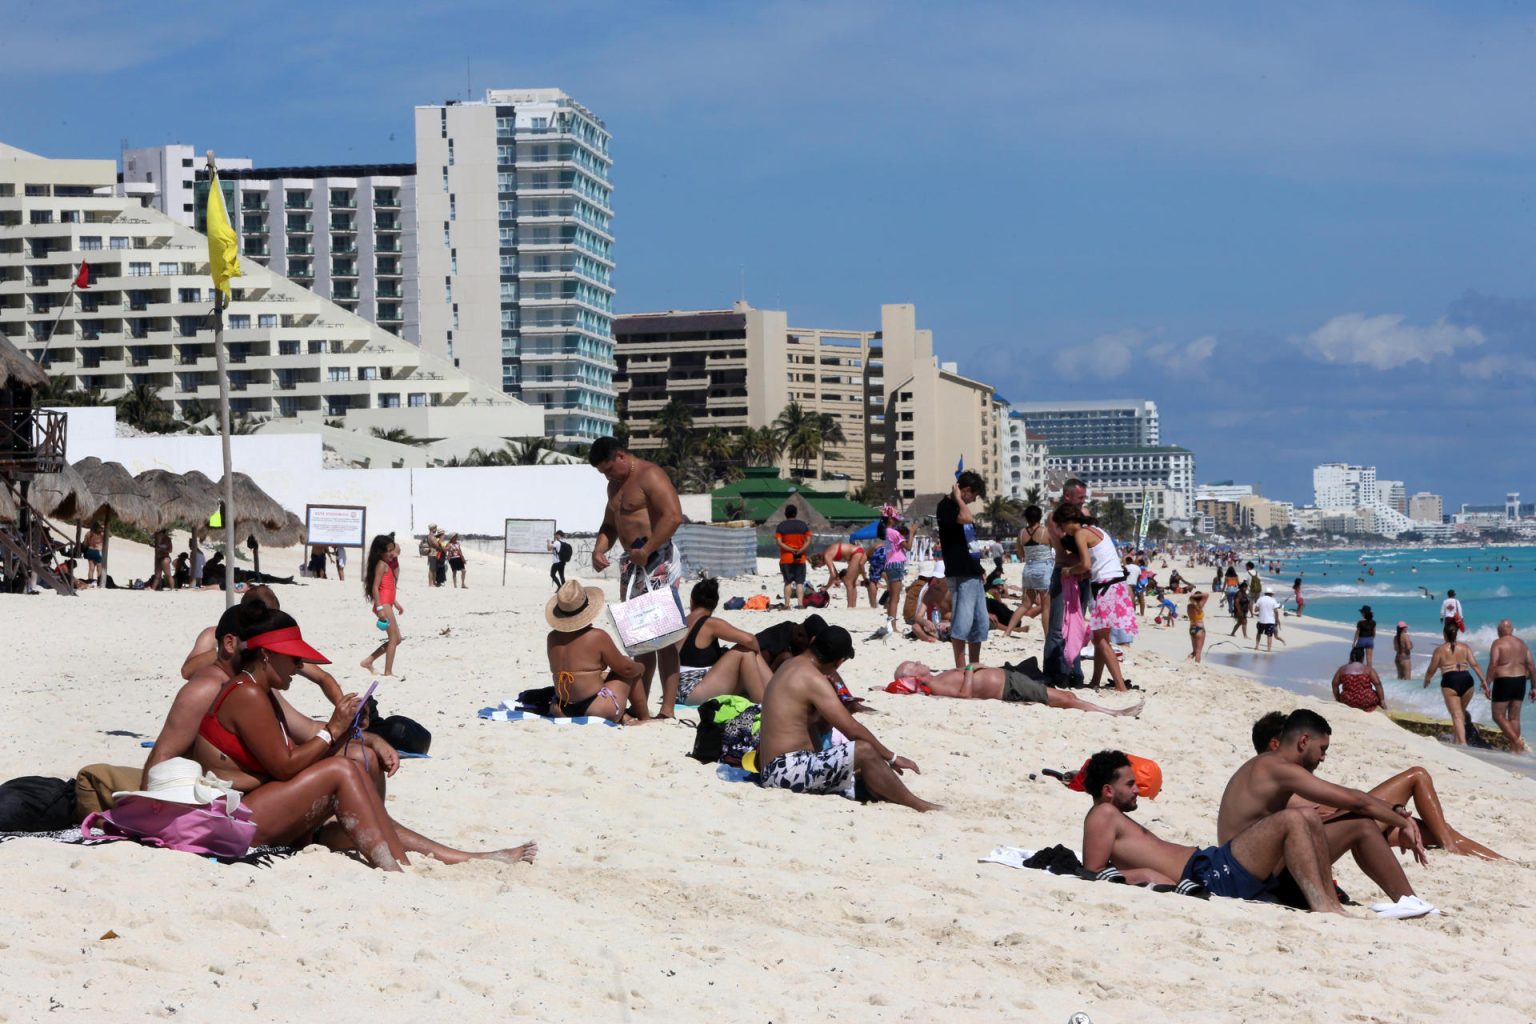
top-left (309, 340), bottom-right (325, 354)
top-left (258, 314), bottom-right (276, 328)
top-left (178, 288), bottom-right (201, 303)
top-left (128, 261), bottom-right (151, 276)
top-left (378, 394), bottom-right (400, 408)
top-left (110, 236), bottom-right (129, 249)
top-left (159, 262), bottom-right (178, 275)
top-left (228, 314), bottom-right (250, 328)
top-left (359, 367), bottom-right (378, 381)
top-left (279, 340), bottom-right (299, 356)
top-left (328, 367), bottom-right (351, 382)
top-left (80, 236), bottom-right (102, 250)
top-left (408, 393), bottom-right (427, 408)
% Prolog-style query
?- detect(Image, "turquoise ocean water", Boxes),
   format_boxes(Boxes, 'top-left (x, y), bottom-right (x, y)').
top-left (1239, 544), bottom-right (1536, 732)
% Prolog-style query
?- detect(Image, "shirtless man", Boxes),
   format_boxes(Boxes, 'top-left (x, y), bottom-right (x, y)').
top-left (909, 577), bottom-right (951, 643)
top-left (544, 580), bottom-right (649, 724)
top-left (1081, 750), bottom-right (1342, 911)
top-left (817, 541), bottom-right (869, 609)
top-left (1484, 619), bottom-right (1532, 753)
top-left (146, 602), bottom-right (398, 793)
top-left (1250, 711), bottom-right (1502, 859)
top-left (1218, 709), bottom-right (1433, 912)
top-left (1043, 478), bottom-right (1089, 685)
top-left (589, 436), bottom-right (685, 714)
top-left (891, 660), bottom-right (1143, 717)
top-left (755, 626), bottom-right (940, 811)
top-left (82, 524), bottom-right (104, 586)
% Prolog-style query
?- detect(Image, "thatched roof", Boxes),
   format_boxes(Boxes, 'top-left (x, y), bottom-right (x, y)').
top-left (134, 468), bottom-right (220, 528)
top-left (0, 335), bottom-right (49, 390)
top-left (27, 464), bottom-right (99, 523)
top-left (73, 457), bottom-right (161, 530)
top-left (222, 471), bottom-right (290, 529)
top-left (249, 510), bottom-right (305, 547)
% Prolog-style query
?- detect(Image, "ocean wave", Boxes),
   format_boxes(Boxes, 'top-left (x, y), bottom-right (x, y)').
top-left (1301, 583), bottom-right (1434, 599)
top-left (1456, 621), bottom-right (1536, 649)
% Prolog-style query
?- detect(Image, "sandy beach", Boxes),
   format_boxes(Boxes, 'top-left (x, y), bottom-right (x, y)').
top-left (2, 540), bottom-right (1534, 1023)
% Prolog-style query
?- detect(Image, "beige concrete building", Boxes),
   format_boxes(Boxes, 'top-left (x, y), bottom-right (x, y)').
top-left (1239, 495), bottom-right (1292, 531)
top-left (612, 301), bottom-right (999, 502)
top-left (1409, 491), bottom-right (1444, 523)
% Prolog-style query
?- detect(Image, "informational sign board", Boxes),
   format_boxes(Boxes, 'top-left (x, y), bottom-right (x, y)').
top-left (505, 518), bottom-right (557, 554)
top-left (305, 504), bottom-right (367, 548)
top-left (504, 517), bottom-right (558, 585)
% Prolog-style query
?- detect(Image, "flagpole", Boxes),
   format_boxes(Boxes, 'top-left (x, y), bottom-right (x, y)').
top-left (207, 151), bottom-right (239, 609)
top-left (36, 275), bottom-right (80, 367)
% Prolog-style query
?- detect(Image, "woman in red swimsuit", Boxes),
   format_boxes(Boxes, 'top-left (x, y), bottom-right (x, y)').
top-left (1331, 645), bottom-right (1386, 713)
top-left (199, 610), bottom-right (537, 869)
top-left (361, 535), bottom-right (404, 677)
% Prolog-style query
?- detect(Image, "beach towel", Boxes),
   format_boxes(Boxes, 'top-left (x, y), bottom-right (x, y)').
top-left (1061, 579), bottom-right (1088, 659)
top-left (478, 702), bottom-right (621, 727)
top-left (883, 678), bottom-right (934, 696)
top-left (980, 843), bottom-right (1209, 899)
top-left (0, 828), bottom-right (299, 867)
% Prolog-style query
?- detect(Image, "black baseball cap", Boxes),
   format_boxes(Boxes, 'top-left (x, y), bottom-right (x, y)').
top-left (801, 613), bottom-right (828, 640)
top-left (810, 625), bottom-right (855, 662)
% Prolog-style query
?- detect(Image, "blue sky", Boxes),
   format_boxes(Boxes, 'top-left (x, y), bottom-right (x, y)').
top-left (3, 0), bottom-right (1533, 508)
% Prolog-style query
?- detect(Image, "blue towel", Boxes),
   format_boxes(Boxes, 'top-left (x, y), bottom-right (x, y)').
top-left (478, 704), bottom-right (620, 728)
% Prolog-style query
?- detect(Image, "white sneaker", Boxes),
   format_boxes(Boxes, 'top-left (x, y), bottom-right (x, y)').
top-left (1369, 895), bottom-right (1440, 919)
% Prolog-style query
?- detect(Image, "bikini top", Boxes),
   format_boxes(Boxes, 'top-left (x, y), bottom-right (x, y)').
top-left (198, 673), bottom-right (291, 775)
top-left (679, 613), bottom-right (725, 668)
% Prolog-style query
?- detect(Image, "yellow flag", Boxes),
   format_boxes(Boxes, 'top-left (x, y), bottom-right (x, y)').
top-left (206, 170), bottom-right (241, 297)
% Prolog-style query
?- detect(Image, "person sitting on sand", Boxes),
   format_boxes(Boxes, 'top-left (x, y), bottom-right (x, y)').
top-left (755, 614), bottom-right (825, 671)
top-left (1330, 646), bottom-right (1386, 714)
top-left (1081, 750), bottom-right (1343, 911)
top-left (755, 627), bottom-right (940, 811)
top-left (1218, 709), bottom-right (1433, 912)
top-left (1250, 711), bottom-right (1501, 860)
top-left (889, 660), bottom-right (1143, 717)
top-left (665, 577), bottom-right (773, 714)
top-left (545, 580), bottom-right (650, 724)
top-left (193, 609), bottom-right (535, 870)
top-left (909, 577), bottom-right (951, 643)
top-left (815, 541), bottom-right (869, 609)
top-left (179, 585), bottom-right (341, 697)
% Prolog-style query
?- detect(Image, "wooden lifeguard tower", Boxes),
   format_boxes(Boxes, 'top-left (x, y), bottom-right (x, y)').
top-left (0, 335), bottom-right (75, 595)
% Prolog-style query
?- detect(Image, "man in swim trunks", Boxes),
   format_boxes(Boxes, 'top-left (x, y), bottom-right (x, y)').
top-left (755, 627), bottom-right (940, 811)
top-left (890, 660), bottom-right (1143, 717)
top-left (590, 436), bottom-right (685, 712)
top-left (1218, 709), bottom-right (1430, 908)
top-left (1080, 750), bottom-right (1343, 912)
top-left (82, 524), bottom-right (103, 587)
top-left (1484, 619), bottom-right (1532, 753)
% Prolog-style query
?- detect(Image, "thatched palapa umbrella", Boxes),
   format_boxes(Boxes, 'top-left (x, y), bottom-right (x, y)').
top-left (73, 457), bottom-right (161, 580)
top-left (27, 464), bottom-right (98, 523)
top-left (0, 334), bottom-right (49, 390)
top-left (134, 468), bottom-right (220, 530)
top-left (249, 510), bottom-right (305, 548)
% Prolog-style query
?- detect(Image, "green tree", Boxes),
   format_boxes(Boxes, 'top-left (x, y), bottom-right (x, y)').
top-left (370, 426), bottom-right (424, 446)
top-left (983, 495), bottom-right (1025, 535)
top-left (1023, 485), bottom-right (1044, 507)
top-left (37, 374), bottom-right (107, 408)
top-left (1096, 497), bottom-right (1135, 537)
top-left (654, 398), bottom-right (695, 469)
top-left (115, 382), bottom-right (174, 432)
top-left (507, 436), bottom-right (558, 465)
top-left (736, 426), bottom-right (781, 467)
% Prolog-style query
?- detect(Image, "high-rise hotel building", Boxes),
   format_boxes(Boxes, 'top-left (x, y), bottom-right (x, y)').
top-left (415, 89), bottom-right (617, 442)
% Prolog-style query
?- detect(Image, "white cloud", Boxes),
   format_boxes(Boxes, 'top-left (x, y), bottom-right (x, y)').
top-left (1053, 328), bottom-right (1145, 380)
top-left (1461, 354), bottom-right (1536, 380)
top-left (1147, 334), bottom-right (1217, 376)
top-left (1301, 313), bottom-right (1483, 370)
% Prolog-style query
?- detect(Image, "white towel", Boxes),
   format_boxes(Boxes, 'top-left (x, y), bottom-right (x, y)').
top-left (478, 702), bottom-right (620, 727)
top-left (977, 845), bottom-right (1041, 869)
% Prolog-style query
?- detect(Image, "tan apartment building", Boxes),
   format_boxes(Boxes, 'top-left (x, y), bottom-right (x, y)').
top-left (613, 301), bottom-right (998, 503)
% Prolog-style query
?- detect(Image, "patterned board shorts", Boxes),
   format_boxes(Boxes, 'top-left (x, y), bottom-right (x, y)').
top-left (619, 540), bottom-right (682, 600)
top-left (757, 742), bottom-right (857, 799)
top-left (676, 666), bottom-right (709, 704)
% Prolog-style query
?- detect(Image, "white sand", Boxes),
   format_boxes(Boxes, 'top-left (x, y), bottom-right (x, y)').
top-left (2, 541), bottom-right (1533, 1022)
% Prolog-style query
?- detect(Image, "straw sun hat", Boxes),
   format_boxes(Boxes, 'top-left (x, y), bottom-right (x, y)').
top-left (546, 580), bottom-right (605, 631)
top-left (113, 757), bottom-right (243, 806)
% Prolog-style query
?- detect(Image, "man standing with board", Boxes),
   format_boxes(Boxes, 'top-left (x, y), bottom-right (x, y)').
top-left (589, 436), bottom-right (685, 717)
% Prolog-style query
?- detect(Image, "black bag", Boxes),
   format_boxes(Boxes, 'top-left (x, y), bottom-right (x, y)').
top-left (689, 698), bottom-right (729, 764)
top-left (0, 776), bottom-right (75, 832)
top-left (515, 686), bottom-right (559, 716)
top-left (369, 715), bottom-right (432, 755)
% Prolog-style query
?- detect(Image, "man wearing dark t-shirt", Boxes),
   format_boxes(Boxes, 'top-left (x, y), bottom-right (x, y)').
top-left (756, 613), bottom-right (827, 670)
top-left (936, 470), bottom-right (987, 668)
top-left (775, 505), bottom-right (812, 609)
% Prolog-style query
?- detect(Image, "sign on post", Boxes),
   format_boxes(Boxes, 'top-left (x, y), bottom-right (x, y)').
top-left (305, 504), bottom-right (367, 548)
top-left (504, 517), bottom-right (558, 585)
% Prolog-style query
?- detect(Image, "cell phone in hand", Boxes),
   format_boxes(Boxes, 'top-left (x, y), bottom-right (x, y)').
top-left (352, 679), bottom-right (380, 732)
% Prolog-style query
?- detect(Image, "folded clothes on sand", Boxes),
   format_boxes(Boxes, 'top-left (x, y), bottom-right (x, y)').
top-left (980, 844), bottom-right (1209, 899)
top-left (478, 702), bottom-right (620, 727)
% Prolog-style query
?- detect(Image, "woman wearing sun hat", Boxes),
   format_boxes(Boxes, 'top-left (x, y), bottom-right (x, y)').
top-left (198, 609), bottom-right (538, 869)
top-left (545, 579), bottom-right (650, 723)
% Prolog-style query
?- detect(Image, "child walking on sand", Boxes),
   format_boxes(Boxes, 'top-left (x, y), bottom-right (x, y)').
top-left (362, 535), bottom-right (404, 677)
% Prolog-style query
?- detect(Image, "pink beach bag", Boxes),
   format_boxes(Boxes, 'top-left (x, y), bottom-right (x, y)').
top-left (81, 794), bottom-right (258, 859)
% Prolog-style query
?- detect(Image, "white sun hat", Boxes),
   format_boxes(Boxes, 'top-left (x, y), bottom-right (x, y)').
top-left (113, 757), bottom-right (244, 809)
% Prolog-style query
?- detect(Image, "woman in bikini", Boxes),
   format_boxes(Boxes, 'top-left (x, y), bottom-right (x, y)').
top-left (1004, 505), bottom-right (1051, 638)
top-left (1331, 645), bottom-right (1386, 713)
top-left (197, 610), bottom-right (536, 869)
top-left (361, 535), bottom-right (404, 677)
top-left (1392, 621), bottom-right (1414, 680)
top-left (817, 541), bottom-right (868, 608)
top-left (1186, 590), bottom-right (1209, 663)
top-left (545, 580), bottom-right (651, 724)
top-left (1423, 622), bottom-right (1486, 745)
top-left (665, 577), bottom-right (772, 715)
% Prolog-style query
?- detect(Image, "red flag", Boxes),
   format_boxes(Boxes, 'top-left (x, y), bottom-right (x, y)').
top-left (74, 262), bottom-right (91, 289)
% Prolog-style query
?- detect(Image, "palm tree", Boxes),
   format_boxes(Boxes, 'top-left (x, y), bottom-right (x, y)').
top-left (774, 401), bottom-right (825, 475)
top-left (850, 481), bottom-right (886, 506)
top-left (654, 398), bottom-right (694, 468)
top-left (179, 398), bottom-right (215, 424)
top-left (507, 436), bottom-right (557, 465)
top-left (115, 382), bottom-right (173, 432)
top-left (722, 498), bottom-right (746, 522)
top-left (36, 374), bottom-right (106, 408)
top-left (370, 426), bottom-right (423, 446)
top-left (694, 428), bottom-right (736, 485)
top-left (983, 495), bottom-right (1025, 535)
top-left (1023, 485), bottom-right (1044, 507)
top-left (736, 426), bottom-right (780, 467)
top-left (1096, 497), bottom-right (1135, 538)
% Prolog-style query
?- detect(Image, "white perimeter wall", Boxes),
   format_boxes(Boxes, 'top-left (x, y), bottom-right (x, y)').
top-left (57, 407), bottom-right (610, 540)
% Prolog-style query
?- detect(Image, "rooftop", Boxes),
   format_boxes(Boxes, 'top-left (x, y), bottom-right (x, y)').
top-left (195, 164), bottom-right (415, 182)
top-left (1047, 445), bottom-right (1193, 457)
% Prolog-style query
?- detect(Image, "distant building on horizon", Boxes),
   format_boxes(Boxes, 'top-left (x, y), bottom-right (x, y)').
top-left (1011, 399), bottom-right (1159, 449)
top-left (998, 409), bottom-right (1048, 502)
top-left (416, 88), bottom-right (617, 442)
top-left (1408, 491), bottom-right (1443, 523)
top-left (1313, 462), bottom-right (1378, 510)
top-left (1377, 478), bottom-right (1406, 514)
top-left (1196, 481), bottom-right (1255, 503)
top-left (1046, 444), bottom-right (1195, 522)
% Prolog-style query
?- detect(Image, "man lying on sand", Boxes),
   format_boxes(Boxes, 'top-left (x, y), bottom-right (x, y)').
top-left (756, 627), bottom-right (940, 811)
top-left (1250, 711), bottom-right (1501, 860)
top-left (1081, 750), bottom-right (1343, 912)
top-left (889, 660), bottom-right (1143, 717)
top-left (1219, 709), bottom-right (1436, 914)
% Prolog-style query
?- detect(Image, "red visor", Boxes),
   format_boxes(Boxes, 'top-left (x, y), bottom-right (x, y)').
top-left (244, 625), bottom-right (330, 664)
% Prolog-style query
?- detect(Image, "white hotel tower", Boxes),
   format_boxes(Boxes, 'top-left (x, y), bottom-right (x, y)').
top-left (415, 89), bottom-right (617, 442)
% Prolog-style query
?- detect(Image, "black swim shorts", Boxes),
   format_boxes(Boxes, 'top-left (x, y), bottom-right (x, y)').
top-left (1491, 676), bottom-right (1528, 703)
